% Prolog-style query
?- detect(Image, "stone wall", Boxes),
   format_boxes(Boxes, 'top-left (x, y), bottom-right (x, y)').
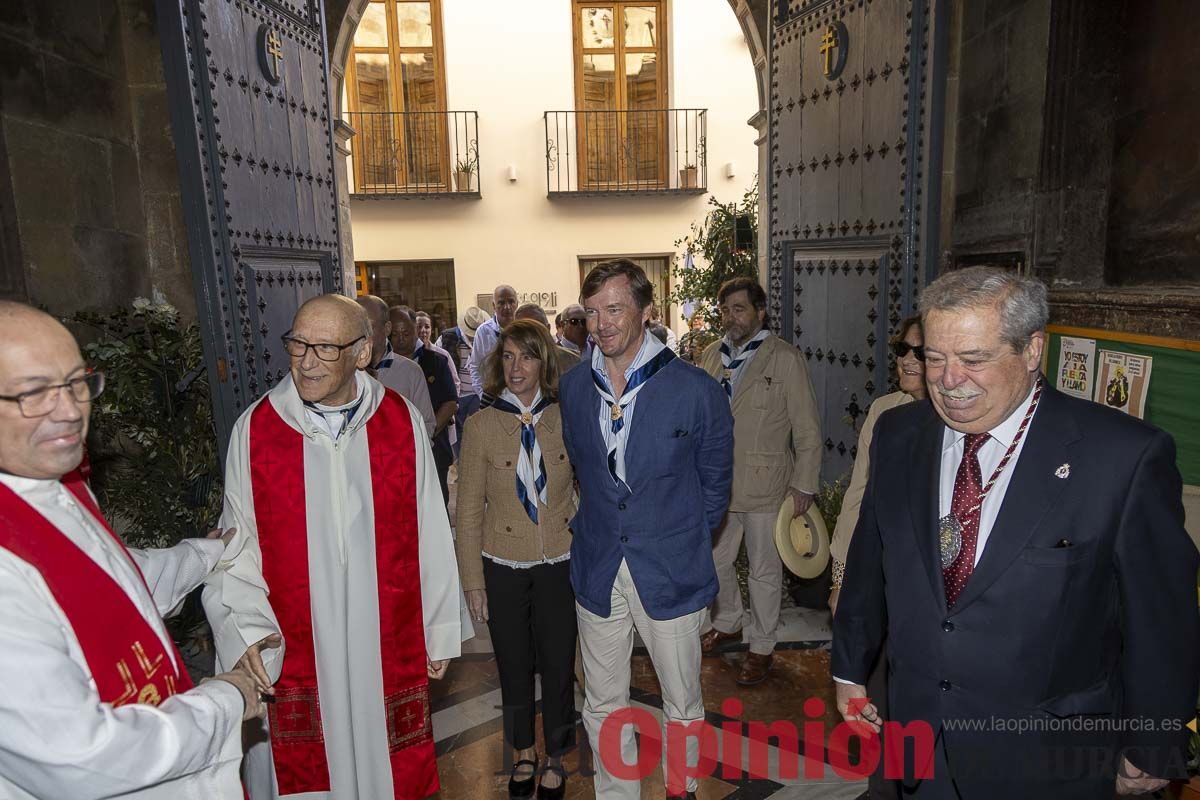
top-left (0, 0), bottom-right (194, 317)
top-left (1106, 0), bottom-right (1200, 287)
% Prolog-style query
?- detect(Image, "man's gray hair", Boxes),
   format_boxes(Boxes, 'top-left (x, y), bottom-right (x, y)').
top-left (918, 267), bottom-right (1048, 352)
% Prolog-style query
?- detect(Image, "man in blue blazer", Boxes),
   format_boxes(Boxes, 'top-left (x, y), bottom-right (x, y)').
top-left (833, 267), bottom-right (1199, 798)
top-left (560, 260), bottom-right (732, 800)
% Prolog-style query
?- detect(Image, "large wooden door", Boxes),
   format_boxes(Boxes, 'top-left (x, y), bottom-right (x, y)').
top-left (157, 0), bottom-right (345, 456)
top-left (768, 0), bottom-right (945, 481)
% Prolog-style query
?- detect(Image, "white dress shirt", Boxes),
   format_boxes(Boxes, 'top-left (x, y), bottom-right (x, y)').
top-left (937, 383), bottom-right (1038, 567)
top-left (467, 316), bottom-right (502, 397)
top-left (374, 345), bottom-right (436, 437)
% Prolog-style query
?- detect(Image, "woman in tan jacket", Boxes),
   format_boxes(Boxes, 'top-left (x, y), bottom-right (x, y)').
top-left (455, 320), bottom-right (575, 800)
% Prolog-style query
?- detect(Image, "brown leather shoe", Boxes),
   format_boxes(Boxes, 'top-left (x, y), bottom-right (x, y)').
top-left (700, 627), bottom-right (742, 654)
top-left (736, 652), bottom-right (773, 685)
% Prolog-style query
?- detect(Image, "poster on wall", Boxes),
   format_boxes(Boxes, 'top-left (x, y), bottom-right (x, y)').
top-left (1055, 336), bottom-right (1096, 399)
top-left (1093, 350), bottom-right (1154, 419)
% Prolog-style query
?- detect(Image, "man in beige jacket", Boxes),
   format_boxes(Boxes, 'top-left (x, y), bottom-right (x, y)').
top-left (699, 278), bottom-right (822, 684)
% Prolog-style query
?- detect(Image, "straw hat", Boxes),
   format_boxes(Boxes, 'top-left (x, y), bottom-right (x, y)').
top-left (458, 306), bottom-right (490, 338)
top-left (774, 499), bottom-right (830, 579)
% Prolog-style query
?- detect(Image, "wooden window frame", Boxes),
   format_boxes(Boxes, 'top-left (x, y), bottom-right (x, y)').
top-left (346, 0), bottom-right (450, 191)
top-left (571, 1), bottom-right (670, 189)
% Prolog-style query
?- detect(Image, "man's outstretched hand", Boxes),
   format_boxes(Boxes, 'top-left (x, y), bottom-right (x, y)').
top-left (237, 633), bottom-right (282, 693)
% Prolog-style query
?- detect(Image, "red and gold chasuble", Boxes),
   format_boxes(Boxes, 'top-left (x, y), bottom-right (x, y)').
top-left (0, 471), bottom-right (194, 708)
top-left (249, 388), bottom-right (436, 798)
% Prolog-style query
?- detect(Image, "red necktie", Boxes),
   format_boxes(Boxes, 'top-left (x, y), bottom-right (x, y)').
top-left (943, 432), bottom-right (990, 607)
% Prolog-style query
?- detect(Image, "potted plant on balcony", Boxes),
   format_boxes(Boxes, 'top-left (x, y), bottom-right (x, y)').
top-left (679, 162), bottom-right (699, 189)
top-left (454, 157), bottom-right (476, 192)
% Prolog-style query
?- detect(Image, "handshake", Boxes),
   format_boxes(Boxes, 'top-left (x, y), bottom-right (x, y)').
top-left (204, 633), bottom-right (282, 723)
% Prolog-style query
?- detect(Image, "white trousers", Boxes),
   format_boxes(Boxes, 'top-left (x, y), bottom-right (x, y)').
top-left (577, 560), bottom-right (705, 798)
top-left (706, 510), bottom-right (783, 655)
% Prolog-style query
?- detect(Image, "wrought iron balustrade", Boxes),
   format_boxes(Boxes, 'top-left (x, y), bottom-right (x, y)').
top-left (543, 109), bottom-right (707, 196)
top-left (345, 110), bottom-right (480, 197)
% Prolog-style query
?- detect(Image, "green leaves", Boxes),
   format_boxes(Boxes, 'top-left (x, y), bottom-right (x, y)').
top-left (669, 179), bottom-right (760, 330)
top-left (70, 299), bottom-right (222, 550)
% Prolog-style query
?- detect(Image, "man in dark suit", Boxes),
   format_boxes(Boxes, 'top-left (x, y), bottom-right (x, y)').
top-left (560, 260), bottom-right (732, 800)
top-left (833, 266), bottom-right (1199, 798)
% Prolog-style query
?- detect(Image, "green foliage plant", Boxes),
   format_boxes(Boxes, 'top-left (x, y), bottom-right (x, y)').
top-left (70, 298), bottom-right (222, 550)
top-left (668, 178), bottom-right (760, 331)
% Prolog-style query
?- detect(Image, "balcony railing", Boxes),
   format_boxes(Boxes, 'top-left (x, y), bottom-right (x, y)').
top-left (345, 110), bottom-right (480, 198)
top-left (544, 109), bottom-right (707, 196)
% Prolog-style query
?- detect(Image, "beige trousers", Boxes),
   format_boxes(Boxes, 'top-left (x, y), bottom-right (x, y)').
top-left (576, 560), bottom-right (705, 799)
top-left (706, 510), bottom-right (783, 655)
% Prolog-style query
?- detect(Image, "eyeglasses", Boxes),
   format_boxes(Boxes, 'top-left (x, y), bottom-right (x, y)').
top-left (0, 370), bottom-right (105, 418)
top-left (564, 318), bottom-right (588, 326)
top-left (281, 332), bottom-right (365, 362)
top-left (891, 341), bottom-right (925, 361)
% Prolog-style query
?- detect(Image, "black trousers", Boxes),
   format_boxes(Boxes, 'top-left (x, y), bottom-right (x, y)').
top-left (482, 558), bottom-right (577, 756)
top-left (432, 435), bottom-right (452, 505)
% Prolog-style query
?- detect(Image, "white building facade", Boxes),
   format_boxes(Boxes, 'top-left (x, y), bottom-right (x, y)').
top-left (333, 0), bottom-right (761, 334)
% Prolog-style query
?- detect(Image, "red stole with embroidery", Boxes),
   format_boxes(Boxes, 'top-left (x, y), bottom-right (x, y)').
top-left (249, 388), bottom-right (435, 798)
top-left (0, 470), bottom-right (194, 707)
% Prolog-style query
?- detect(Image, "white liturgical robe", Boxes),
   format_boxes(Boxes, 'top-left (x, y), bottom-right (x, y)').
top-left (0, 474), bottom-right (244, 800)
top-left (203, 371), bottom-right (467, 800)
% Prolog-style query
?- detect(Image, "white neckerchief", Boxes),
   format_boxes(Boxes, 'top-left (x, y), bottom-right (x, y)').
top-left (592, 332), bottom-right (666, 487)
top-left (501, 388), bottom-right (548, 519)
top-left (720, 328), bottom-right (770, 399)
top-left (303, 377), bottom-right (365, 440)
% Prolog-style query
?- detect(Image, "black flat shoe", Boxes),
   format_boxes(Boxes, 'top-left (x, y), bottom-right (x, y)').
top-left (535, 764), bottom-right (566, 800)
top-left (508, 758), bottom-right (538, 798)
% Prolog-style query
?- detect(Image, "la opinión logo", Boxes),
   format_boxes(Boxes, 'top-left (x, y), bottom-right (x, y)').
top-left (596, 697), bottom-right (935, 794)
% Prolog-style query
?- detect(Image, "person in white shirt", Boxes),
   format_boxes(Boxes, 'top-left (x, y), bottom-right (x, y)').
top-left (467, 284), bottom-right (518, 397)
top-left (204, 294), bottom-right (467, 800)
top-left (0, 301), bottom-right (262, 800)
top-left (355, 295), bottom-right (436, 437)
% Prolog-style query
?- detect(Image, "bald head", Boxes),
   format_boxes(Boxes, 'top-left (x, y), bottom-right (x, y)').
top-left (493, 285), bottom-right (518, 326)
top-left (354, 294), bottom-right (391, 365)
top-left (0, 301), bottom-right (90, 480)
top-left (289, 294), bottom-right (372, 405)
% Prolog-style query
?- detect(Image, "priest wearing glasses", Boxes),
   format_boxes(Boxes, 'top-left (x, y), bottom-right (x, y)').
top-left (560, 260), bottom-right (733, 800)
top-left (204, 293), bottom-right (466, 800)
top-left (0, 302), bottom-right (264, 799)
top-left (832, 267), bottom-right (1199, 798)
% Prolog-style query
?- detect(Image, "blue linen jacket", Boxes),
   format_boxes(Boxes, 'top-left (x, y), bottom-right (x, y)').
top-left (560, 354), bottom-right (733, 620)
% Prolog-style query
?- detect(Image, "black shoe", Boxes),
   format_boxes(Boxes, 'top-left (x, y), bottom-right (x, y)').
top-left (535, 764), bottom-right (566, 800)
top-left (508, 758), bottom-right (538, 798)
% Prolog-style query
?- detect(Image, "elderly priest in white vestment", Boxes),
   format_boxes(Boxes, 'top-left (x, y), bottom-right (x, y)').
top-left (0, 302), bottom-right (264, 800)
top-left (203, 293), bottom-right (466, 800)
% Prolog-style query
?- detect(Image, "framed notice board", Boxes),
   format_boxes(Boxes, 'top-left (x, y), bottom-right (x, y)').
top-left (1044, 325), bottom-right (1200, 484)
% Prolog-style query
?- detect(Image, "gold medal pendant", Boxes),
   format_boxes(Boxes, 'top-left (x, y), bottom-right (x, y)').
top-left (723, 368), bottom-right (733, 382)
top-left (938, 514), bottom-right (963, 568)
top-left (610, 404), bottom-right (623, 422)
top-left (520, 411), bottom-right (533, 426)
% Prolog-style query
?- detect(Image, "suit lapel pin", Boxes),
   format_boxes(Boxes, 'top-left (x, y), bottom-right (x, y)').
top-left (1054, 463), bottom-right (1070, 479)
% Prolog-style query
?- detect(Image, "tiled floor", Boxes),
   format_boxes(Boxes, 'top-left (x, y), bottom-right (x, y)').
top-left (429, 609), bottom-right (864, 799)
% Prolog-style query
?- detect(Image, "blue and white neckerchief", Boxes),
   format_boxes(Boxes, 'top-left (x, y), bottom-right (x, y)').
top-left (410, 341), bottom-right (425, 360)
top-left (719, 328), bottom-right (770, 399)
top-left (303, 382), bottom-right (365, 440)
top-left (376, 341), bottom-right (396, 370)
top-left (489, 389), bottom-right (555, 523)
top-left (591, 333), bottom-right (676, 486)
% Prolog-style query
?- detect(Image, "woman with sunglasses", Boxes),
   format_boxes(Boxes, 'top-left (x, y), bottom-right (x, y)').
top-left (827, 314), bottom-right (925, 799)
top-left (830, 313), bottom-right (927, 612)
top-left (454, 320), bottom-right (576, 800)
